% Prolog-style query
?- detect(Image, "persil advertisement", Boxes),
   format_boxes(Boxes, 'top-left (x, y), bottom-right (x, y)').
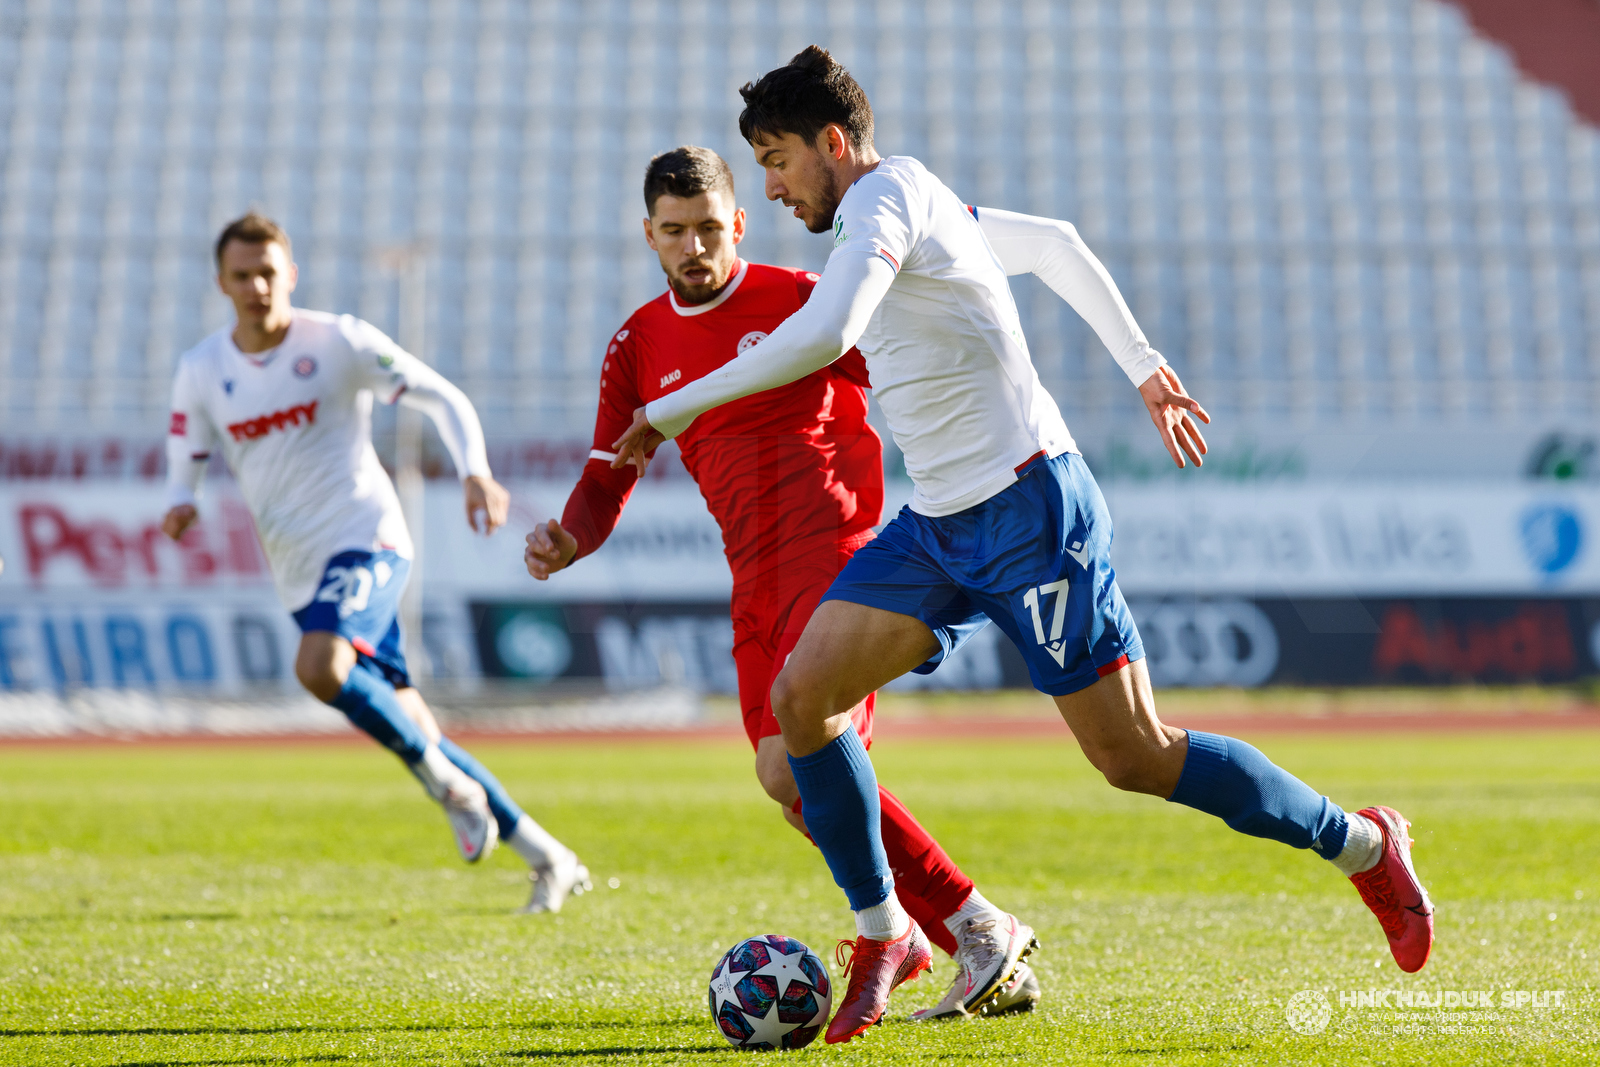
top-left (2, 478), bottom-right (1598, 695)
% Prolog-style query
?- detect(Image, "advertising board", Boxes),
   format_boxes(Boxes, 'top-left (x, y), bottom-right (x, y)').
top-left (4, 478), bottom-right (1599, 694)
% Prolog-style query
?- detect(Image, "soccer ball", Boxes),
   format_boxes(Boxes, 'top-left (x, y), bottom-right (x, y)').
top-left (708, 934), bottom-right (832, 1050)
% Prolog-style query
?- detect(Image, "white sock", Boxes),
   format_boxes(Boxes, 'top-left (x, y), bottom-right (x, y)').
top-left (412, 745), bottom-right (469, 802)
top-left (855, 891), bottom-right (912, 941)
top-left (943, 888), bottom-right (1007, 941)
top-left (507, 814), bottom-right (572, 871)
top-left (1330, 812), bottom-right (1384, 877)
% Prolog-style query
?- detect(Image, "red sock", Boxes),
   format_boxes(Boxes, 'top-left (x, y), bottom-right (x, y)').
top-left (877, 785), bottom-right (972, 956)
top-left (790, 788), bottom-right (973, 958)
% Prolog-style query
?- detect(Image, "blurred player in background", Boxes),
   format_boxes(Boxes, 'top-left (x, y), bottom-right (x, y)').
top-left (162, 213), bottom-right (591, 915)
top-left (612, 48), bottom-right (1434, 1041)
top-left (524, 147), bottom-right (1041, 1021)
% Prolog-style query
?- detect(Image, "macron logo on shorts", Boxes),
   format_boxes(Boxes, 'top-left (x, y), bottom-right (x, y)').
top-left (228, 400), bottom-right (318, 442)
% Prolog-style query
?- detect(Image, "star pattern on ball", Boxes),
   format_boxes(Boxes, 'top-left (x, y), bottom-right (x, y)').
top-left (739, 942), bottom-right (818, 1046)
top-left (709, 962), bottom-right (741, 1014)
top-left (752, 942), bottom-right (813, 1002)
top-left (708, 937), bottom-right (831, 1050)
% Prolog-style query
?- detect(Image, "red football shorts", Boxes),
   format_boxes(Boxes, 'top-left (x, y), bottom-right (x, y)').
top-left (731, 531), bottom-right (876, 751)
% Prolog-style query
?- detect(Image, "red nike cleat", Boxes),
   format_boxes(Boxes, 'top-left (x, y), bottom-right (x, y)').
top-left (1349, 805), bottom-right (1435, 973)
top-left (824, 922), bottom-right (934, 1044)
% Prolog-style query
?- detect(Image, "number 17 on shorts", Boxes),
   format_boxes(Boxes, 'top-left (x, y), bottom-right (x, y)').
top-left (1021, 579), bottom-right (1073, 667)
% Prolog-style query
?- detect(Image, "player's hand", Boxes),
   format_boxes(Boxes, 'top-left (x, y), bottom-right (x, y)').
top-left (464, 474), bottom-right (510, 535)
top-left (611, 407), bottom-right (666, 478)
top-left (161, 504), bottom-right (198, 542)
top-left (1138, 365), bottom-right (1210, 469)
top-left (524, 519), bottom-right (578, 580)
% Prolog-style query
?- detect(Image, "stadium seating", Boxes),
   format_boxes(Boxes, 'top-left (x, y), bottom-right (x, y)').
top-left (0, 0), bottom-right (1596, 442)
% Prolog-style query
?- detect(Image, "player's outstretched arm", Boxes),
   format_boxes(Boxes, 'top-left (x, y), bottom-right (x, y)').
top-left (976, 205), bottom-right (1209, 467)
top-left (624, 253), bottom-right (897, 465)
top-left (380, 346), bottom-right (502, 533)
top-left (975, 205), bottom-right (1168, 387)
top-left (524, 518), bottom-right (578, 580)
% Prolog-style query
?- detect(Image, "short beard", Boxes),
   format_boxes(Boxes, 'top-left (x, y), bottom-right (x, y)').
top-left (667, 263), bottom-right (727, 305)
top-left (804, 167), bottom-right (843, 234)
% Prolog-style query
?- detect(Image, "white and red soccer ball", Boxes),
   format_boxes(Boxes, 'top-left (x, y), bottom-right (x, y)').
top-left (708, 935), bottom-right (832, 1050)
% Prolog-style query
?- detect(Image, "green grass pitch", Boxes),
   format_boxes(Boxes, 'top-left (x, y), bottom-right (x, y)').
top-left (0, 725), bottom-right (1595, 1065)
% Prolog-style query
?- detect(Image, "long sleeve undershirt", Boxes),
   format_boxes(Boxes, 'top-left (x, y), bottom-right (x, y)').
top-left (644, 207), bottom-right (1165, 441)
top-left (394, 363), bottom-right (493, 483)
top-left (973, 206), bottom-right (1167, 387)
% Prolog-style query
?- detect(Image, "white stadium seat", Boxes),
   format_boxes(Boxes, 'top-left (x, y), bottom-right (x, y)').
top-left (0, 0), bottom-right (1596, 436)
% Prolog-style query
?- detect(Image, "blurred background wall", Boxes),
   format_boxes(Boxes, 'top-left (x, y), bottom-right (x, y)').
top-left (2, 0), bottom-right (1598, 704)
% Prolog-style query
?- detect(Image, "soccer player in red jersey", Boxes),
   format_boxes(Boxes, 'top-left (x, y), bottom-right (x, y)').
top-left (525, 147), bottom-right (1039, 1020)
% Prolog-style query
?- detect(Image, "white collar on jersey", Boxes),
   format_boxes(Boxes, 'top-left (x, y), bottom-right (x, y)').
top-left (227, 313), bottom-right (296, 366)
top-left (667, 259), bottom-right (748, 317)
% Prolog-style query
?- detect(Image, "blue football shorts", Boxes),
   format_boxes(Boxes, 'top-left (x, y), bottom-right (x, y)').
top-left (291, 548), bottom-right (413, 689)
top-left (820, 452), bottom-right (1143, 696)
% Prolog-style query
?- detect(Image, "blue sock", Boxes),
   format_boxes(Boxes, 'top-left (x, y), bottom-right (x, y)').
top-left (327, 662), bottom-right (429, 764)
top-left (438, 735), bottom-right (524, 839)
top-left (1168, 731), bottom-right (1349, 857)
top-left (788, 730), bottom-right (893, 911)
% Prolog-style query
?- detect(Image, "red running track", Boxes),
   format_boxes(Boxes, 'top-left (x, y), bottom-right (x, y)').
top-left (1, 711), bottom-right (1597, 748)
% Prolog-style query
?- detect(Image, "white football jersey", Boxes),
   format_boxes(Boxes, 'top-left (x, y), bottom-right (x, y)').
top-left (829, 156), bottom-right (1077, 516)
top-left (167, 309), bottom-right (477, 611)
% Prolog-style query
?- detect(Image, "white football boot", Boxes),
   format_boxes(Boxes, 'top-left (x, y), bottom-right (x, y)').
top-left (979, 961), bottom-right (1041, 1016)
top-left (518, 851), bottom-right (593, 915)
top-left (412, 745), bottom-right (499, 863)
top-left (909, 914), bottom-right (1038, 1022)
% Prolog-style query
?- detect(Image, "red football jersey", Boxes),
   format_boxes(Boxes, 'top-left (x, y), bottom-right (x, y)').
top-left (562, 260), bottom-right (883, 583)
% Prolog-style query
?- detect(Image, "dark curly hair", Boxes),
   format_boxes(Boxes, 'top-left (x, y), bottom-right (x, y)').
top-left (737, 45), bottom-right (874, 151)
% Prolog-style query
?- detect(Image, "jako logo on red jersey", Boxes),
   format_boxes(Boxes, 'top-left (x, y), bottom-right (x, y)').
top-left (227, 400), bottom-right (318, 442)
top-left (659, 369), bottom-right (682, 388)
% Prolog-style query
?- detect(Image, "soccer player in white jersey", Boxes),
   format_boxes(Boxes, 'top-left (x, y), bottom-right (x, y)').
top-left (162, 213), bottom-right (591, 914)
top-left (612, 48), bottom-right (1434, 1041)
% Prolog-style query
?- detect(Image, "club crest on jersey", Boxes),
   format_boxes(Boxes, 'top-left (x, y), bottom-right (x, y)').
top-left (168, 412), bottom-right (187, 436)
top-left (737, 331), bottom-right (768, 354)
top-left (1022, 579), bottom-right (1072, 667)
top-left (293, 356), bottom-right (318, 379)
top-left (222, 379), bottom-right (234, 395)
top-left (659, 368), bottom-right (682, 388)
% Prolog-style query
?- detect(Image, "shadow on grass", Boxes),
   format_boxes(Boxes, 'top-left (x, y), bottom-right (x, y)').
top-left (111, 1057), bottom-right (349, 1067)
top-left (0, 1024), bottom-right (494, 1037)
top-left (5, 1019), bottom-right (696, 1038)
top-left (505, 1048), bottom-right (729, 1059)
top-left (112, 1055), bottom-right (353, 1062)
top-left (517, 1020), bottom-right (699, 1032)
top-left (1119, 1046), bottom-right (1252, 1055)
top-left (0, 911), bottom-right (244, 925)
